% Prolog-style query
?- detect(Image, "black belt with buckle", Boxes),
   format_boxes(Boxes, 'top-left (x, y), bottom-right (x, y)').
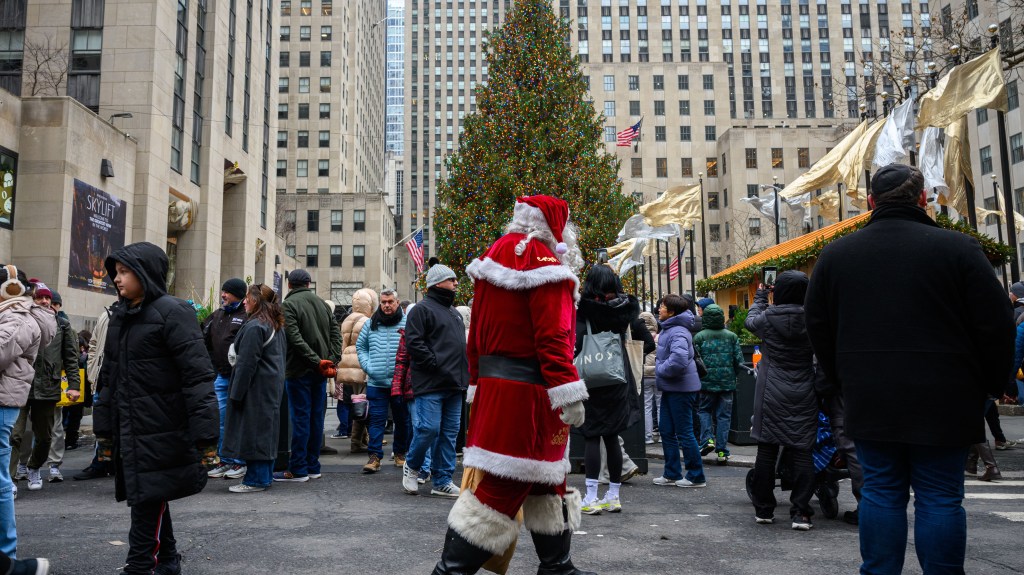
top-left (478, 355), bottom-right (545, 386)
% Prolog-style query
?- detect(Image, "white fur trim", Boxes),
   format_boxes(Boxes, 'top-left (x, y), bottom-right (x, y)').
top-left (522, 494), bottom-right (565, 535)
top-left (547, 380), bottom-right (588, 409)
top-left (463, 446), bottom-right (571, 485)
top-left (448, 490), bottom-right (521, 555)
top-left (564, 487), bottom-right (582, 532)
top-left (466, 257), bottom-right (581, 302)
top-left (466, 385), bottom-right (477, 404)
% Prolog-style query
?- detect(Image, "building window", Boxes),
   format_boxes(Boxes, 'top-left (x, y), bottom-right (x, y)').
top-left (747, 184), bottom-right (760, 197)
top-left (300, 26), bottom-right (311, 41)
top-left (278, 103), bottom-right (288, 119)
top-left (321, 0), bottom-right (332, 15)
top-left (318, 159), bottom-right (329, 176)
top-left (678, 74), bottom-right (689, 90)
top-left (320, 26), bottom-right (332, 41)
top-left (278, 77), bottom-right (289, 93)
top-left (300, 0), bottom-right (312, 16)
top-left (320, 77), bottom-right (331, 92)
top-left (298, 103), bottom-right (309, 119)
top-left (169, 0), bottom-right (188, 172)
top-left (306, 245), bottom-right (319, 267)
top-left (1009, 81), bottom-right (1019, 111)
top-left (353, 210), bottom-right (366, 231)
top-left (653, 74), bottom-right (664, 90)
top-left (276, 160), bottom-right (286, 176)
top-left (604, 101), bottom-right (616, 117)
top-left (299, 77), bottom-right (310, 93)
top-left (798, 147), bottom-right (810, 168)
top-left (277, 131), bottom-right (287, 148)
top-left (656, 158), bottom-right (668, 177)
top-left (680, 126), bottom-right (691, 141)
top-left (281, 1), bottom-right (291, 15)
top-left (706, 157), bottom-right (718, 177)
top-left (307, 210), bottom-right (319, 231)
top-left (681, 157), bottom-right (693, 177)
top-left (628, 75), bottom-right (639, 90)
top-left (771, 148), bottom-right (784, 168)
top-left (280, 26), bottom-right (290, 41)
top-left (0, 30), bottom-right (25, 94)
top-left (297, 130), bottom-right (309, 147)
top-left (779, 217), bottom-right (789, 238)
top-left (353, 245), bottom-right (366, 267)
top-left (745, 148), bottom-right (758, 169)
top-left (320, 50), bottom-right (331, 66)
top-left (603, 75), bottom-right (615, 90)
top-left (285, 244), bottom-right (296, 258)
top-left (631, 158), bottom-right (643, 177)
top-left (749, 218), bottom-right (762, 236)
top-left (710, 257), bottom-right (722, 274)
top-left (68, 29), bottom-right (104, 112)
top-left (319, 103), bottom-right (330, 118)
top-left (1011, 133), bottom-right (1024, 164)
top-left (705, 126), bottom-right (716, 141)
top-left (330, 245), bottom-right (342, 267)
top-left (319, 130), bottom-right (330, 147)
top-left (656, 126), bottom-right (667, 141)
top-left (297, 160), bottom-right (308, 177)
top-left (654, 100), bottom-right (665, 115)
top-left (604, 126), bottom-right (616, 142)
top-left (980, 145), bottom-right (993, 174)
top-left (704, 100), bottom-right (715, 115)
top-left (331, 210), bottom-right (342, 231)
top-left (702, 74), bottom-right (714, 89)
top-left (299, 51), bottom-right (310, 67)
top-left (708, 193), bottom-right (720, 210)
top-left (977, 108), bottom-right (988, 124)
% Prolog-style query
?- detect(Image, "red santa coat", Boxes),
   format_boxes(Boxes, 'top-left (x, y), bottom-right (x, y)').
top-left (463, 233), bottom-right (588, 486)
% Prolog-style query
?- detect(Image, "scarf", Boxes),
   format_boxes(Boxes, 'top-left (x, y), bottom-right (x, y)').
top-left (223, 300), bottom-right (243, 313)
top-left (371, 307), bottom-right (403, 331)
top-left (427, 286), bottom-right (457, 308)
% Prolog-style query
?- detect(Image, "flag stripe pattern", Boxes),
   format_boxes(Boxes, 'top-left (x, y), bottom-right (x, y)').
top-left (616, 120), bottom-right (642, 147)
top-left (406, 230), bottom-right (425, 272)
top-left (668, 256), bottom-right (680, 281)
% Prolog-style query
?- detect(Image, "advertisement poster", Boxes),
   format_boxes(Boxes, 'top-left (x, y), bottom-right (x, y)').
top-left (0, 146), bottom-right (16, 229)
top-left (68, 179), bottom-right (127, 295)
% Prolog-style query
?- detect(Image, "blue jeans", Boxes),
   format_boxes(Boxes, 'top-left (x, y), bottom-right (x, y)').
top-left (856, 439), bottom-right (971, 575)
top-left (1, 406), bottom-right (19, 558)
top-left (659, 391), bottom-right (705, 483)
top-left (215, 375), bottom-right (244, 465)
top-left (409, 398), bottom-right (431, 472)
top-left (336, 402), bottom-right (350, 434)
top-left (367, 386), bottom-right (391, 459)
top-left (698, 391), bottom-right (733, 456)
top-left (242, 460), bottom-right (273, 488)
top-left (405, 390), bottom-right (462, 488)
top-left (286, 373), bottom-right (327, 477)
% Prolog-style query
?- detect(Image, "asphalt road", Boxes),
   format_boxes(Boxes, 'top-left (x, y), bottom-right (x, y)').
top-left (12, 427), bottom-right (1024, 575)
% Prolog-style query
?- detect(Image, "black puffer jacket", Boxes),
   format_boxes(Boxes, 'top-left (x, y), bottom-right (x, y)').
top-left (94, 242), bottom-right (219, 506)
top-left (744, 272), bottom-right (819, 450)
top-left (574, 295), bottom-right (643, 438)
top-left (405, 287), bottom-right (469, 396)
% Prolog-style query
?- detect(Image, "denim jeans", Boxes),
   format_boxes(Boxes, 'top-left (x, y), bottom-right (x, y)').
top-left (0, 405), bottom-right (19, 558)
top-left (215, 375), bottom-right (244, 465)
top-left (643, 377), bottom-right (662, 440)
top-left (659, 391), bottom-right (705, 483)
top-left (409, 398), bottom-right (431, 472)
top-left (698, 391), bottom-right (734, 456)
top-left (405, 390), bottom-right (462, 488)
top-left (390, 395), bottom-right (410, 456)
top-left (286, 373), bottom-right (328, 476)
top-left (367, 386), bottom-right (391, 459)
top-left (242, 460), bottom-right (273, 487)
top-left (335, 401), bottom-right (350, 435)
top-left (855, 439), bottom-right (971, 575)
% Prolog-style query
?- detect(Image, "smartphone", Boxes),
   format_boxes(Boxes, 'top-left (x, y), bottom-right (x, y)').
top-left (596, 248), bottom-right (609, 264)
top-left (762, 266), bottom-right (778, 288)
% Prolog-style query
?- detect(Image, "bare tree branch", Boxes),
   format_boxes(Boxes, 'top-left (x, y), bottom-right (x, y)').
top-left (22, 35), bottom-right (69, 97)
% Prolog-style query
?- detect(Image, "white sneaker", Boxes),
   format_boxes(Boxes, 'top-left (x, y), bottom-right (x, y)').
top-left (229, 483), bottom-right (267, 493)
top-left (430, 482), bottom-right (461, 497)
top-left (14, 464), bottom-right (28, 480)
top-left (402, 462), bottom-right (419, 494)
top-left (308, 473), bottom-right (322, 479)
top-left (27, 468), bottom-right (42, 491)
top-left (207, 464), bottom-right (232, 478)
top-left (224, 465), bottom-right (247, 479)
top-left (48, 465), bottom-right (63, 483)
top-left (675, 478), bottom-right (707, 488)
top-left (652, 476), bottom-right (678, 486)
top-left (581, 499), bottom-right (602, 515)
top-left (755, 516), bottom-right (774, 524)
top-left (600, 496), bottom-right (622, 513)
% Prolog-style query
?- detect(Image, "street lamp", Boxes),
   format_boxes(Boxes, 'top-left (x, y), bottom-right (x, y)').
top-left (989, 23), bottom-right (1019, 282)
top-left (881, 91), bottom-right (891, 115)
top-left (761, 177), bottom-right (784, 246)
top-left (859, 102), bottom-right (867, 121)
top-left (696, 171), bottom-right (707, 293)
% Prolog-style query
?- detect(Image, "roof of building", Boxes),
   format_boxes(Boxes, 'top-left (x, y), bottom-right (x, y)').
top-left (709, 211), bottom-right (872, 281)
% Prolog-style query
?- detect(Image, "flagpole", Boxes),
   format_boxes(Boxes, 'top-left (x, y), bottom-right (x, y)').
top-left (639, 261), bottom-right (646, 312)
top-left (698, 173), bottom-right (708, 279)
top-left (676, 235), bottom-right (683, 294)
top-left (647, 255), bottom-right (655, 311)
top-left (656, 240), bottom-right (663, 302)
top-left (689, 227), bottom-right (696, 296)
top-left (391, 226), bottom-right (424, 250)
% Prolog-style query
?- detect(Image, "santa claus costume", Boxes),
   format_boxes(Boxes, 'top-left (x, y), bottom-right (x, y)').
top-left (431, 196), bottom-right (595, 575)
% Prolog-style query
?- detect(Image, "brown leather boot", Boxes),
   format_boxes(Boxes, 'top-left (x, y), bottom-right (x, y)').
top-left (965, 445), bottom-right (979, 475)
top-left (350, 421), bottom-right (368, 453)
top-left (976, 442), bottom-right (1002, 482)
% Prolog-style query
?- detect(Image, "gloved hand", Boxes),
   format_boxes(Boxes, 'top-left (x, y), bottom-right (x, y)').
top-left (319, 359), bottom-right (337, 378)
top-left (559, 401), bottom-right (585, 427)
top-left (199, 444), bottom-right (220, 468)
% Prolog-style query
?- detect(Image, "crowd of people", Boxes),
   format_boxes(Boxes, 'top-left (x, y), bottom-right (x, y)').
top-left (0, 166), bottom-right (1021, 575)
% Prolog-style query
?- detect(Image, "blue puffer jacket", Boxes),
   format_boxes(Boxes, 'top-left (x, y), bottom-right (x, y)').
top-left (356, 313), bottom-right (407, 388)
top-left (655, 311), bottom-right (702, 393)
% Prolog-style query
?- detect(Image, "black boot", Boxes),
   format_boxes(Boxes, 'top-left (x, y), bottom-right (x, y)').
top-left (531, 529), bottom-right (597, 575)
top-left (154, 553), bottom-right (181, 575)
top-left (431, 527), bottom-right (494, 575)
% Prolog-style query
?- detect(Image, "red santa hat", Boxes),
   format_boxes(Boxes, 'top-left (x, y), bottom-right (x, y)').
top-left (516, 195), bottom-right (569, 255)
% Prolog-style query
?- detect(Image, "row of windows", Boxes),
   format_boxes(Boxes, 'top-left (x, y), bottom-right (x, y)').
top-left (623, 149), bottom-right (811, 179)
top-left (278, 76), bottom-right (331, 93)
top-left (283, 209), bottom-right (366, 232)
top-left (279, 26), bottom-right (332, 42)
top-left (600, 73), bottom-right (713, 92)
top-left (280, 50), bottom-right (332, 67)
top-left (278, 102), bottom-right (331, 119)
top-left (603, 99), bottom-right (718, 118)
top-left (275, 159), bottom-right (331, 177)
top-left (286, 245), bottom-right (366, 269)
top-left (280, 0), bottom-right (332, 17)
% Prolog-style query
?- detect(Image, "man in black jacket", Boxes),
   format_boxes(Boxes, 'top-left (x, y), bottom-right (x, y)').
top-left (202, 278), bottom-right (248, 480)
top-left (805, 164), bottom-right (1014, 574)
top-left (95, 242), bottom-right (218, 575)
top-left (400, 264), bottom-right (468, 497)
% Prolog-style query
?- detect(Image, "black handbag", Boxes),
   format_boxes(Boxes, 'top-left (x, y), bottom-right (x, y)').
top-left (691, 339), bottom-right (708, 379)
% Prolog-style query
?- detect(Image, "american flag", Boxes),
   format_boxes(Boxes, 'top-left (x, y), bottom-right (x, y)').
top-left (668, 255), bottom-right (680, 281)
top-left (405, 229), bottom-right (425, 272)
top-left (616, 119), bottom-right (642, 147)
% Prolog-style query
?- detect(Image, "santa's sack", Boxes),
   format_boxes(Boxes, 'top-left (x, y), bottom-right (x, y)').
top-left (573, 319), bottom-right (628, 390)
top-left (351, 394), bottom-right (370, 422)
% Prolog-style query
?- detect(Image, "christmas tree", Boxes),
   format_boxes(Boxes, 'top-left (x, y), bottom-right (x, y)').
top-left (434, 0), bottom-right (635, 300)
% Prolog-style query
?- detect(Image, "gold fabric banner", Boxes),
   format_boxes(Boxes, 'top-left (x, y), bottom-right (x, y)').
top-left (839, 120), bottom-right (887, 192)
top-left (639, 184), bottom-right (703, 227)
top-left (917, 48), bottom-right (1008, 129)
top-left (810, 191), bottom-right (841, 223)
top-left (938, 117), bottom-right (972, 216)
top-left (780, 121), bottom-right (870, 200)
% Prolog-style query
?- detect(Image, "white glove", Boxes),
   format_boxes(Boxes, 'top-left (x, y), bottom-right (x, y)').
top-left (559, 401), bottom-right (585, 427)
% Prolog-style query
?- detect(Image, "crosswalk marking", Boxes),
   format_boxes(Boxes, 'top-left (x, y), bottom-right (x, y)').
top-left (964, 493), bottom-right (1024, 500)
top-left (992, 512), bottom-right (1024, 522)
top-left (964, 480), bottom-right (1024, 487)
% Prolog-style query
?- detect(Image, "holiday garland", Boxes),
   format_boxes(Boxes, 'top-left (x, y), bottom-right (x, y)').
top-left (696, 213), bottom-right (1013, 294)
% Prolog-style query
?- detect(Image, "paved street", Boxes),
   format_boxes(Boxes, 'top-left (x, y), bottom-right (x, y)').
top-left (11, 415), bottom-right (1024, 575)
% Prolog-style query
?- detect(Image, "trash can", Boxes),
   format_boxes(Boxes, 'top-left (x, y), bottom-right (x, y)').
top-left (729, 344), bottom-right (758, 446)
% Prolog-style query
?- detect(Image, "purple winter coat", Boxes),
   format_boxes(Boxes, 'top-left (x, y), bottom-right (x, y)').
top-left (655, 311), bottom-right (702, 393)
